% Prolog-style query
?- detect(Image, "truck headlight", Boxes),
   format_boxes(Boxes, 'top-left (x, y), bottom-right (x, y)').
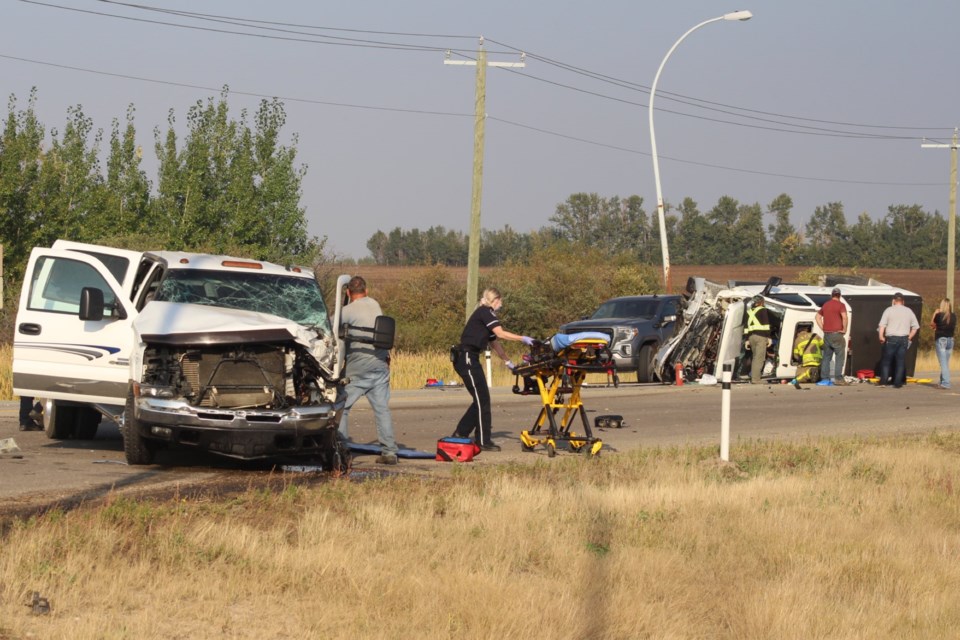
top-left (613, 326), bottom-right (638, 344)
top-left (140, 385), bottom-right (176, 399)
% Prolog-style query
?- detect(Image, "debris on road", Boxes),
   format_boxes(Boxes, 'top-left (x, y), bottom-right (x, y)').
top-left (0, 437), bottom-right (23, 459)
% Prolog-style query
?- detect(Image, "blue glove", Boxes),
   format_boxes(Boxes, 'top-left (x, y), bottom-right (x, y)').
top-left (505, 360), bottom-right (515, 370)
top-left (521, 336), bottom-right (535, 346)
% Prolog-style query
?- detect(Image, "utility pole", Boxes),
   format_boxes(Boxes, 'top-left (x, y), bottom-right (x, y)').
top-left (444, 39), bottom-right (525, 320)
top-left (922, 128), bottom-right (958, 303)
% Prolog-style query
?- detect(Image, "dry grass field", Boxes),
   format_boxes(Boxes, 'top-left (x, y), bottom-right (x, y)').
top-left (2, 433), bottom-right (960, 639)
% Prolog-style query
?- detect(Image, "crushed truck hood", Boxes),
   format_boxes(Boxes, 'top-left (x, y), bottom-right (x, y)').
top-left (134, 301), bottom-right (324, 351)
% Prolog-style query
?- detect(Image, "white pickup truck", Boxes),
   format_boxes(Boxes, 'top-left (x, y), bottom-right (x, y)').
top-left (12, 240), bottom-right (392, 469)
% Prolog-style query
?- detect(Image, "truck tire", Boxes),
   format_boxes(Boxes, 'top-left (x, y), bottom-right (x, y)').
top-left (123, 385), bottom-right (154, 465)
top-left (637, 343), bottom-right (658, 383)
top-left (75, 407), bottom-right (102, 440)
top-left (43, 399), bottom-right (77, 440)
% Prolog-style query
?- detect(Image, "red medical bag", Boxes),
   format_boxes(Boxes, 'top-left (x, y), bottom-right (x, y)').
top-left (436, 437), bottom-right (481, 462)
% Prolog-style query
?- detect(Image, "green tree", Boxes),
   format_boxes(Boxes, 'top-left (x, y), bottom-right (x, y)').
top-left (767, 194), bottom-right (799, 265)
top-left (880, 204), bottom-right (944, 269)
top-left (103, 104), bottom-right (151, 240)
top-left (378, 265), bottom-right (465, 351)
top-left (481, 225), bottom-right (525, 266)
top-left (0, 89), bottom-right (45, 292)
top-left (550, 193), bottom-right (654, 261)
top-left (366, 230), bottom-right (389, 264)
top-left (848, 212), bottom-right (882, 268)
top-left (550, 192), bottom-right (606, 242)
top-left (672, 198), bottom-right (708, 265)
top-left (151, 89), bottom-right (316, 263)
top-left (491, 243), bottom-right (661, 338)
top-left (733, 202), bottom-right (766, 264)
top-left (32, 105), bottom-right (108, 246)
top-left (703, 196), bottom-right (740, 263)
top-left (805, 202), bottom-right (849, 265)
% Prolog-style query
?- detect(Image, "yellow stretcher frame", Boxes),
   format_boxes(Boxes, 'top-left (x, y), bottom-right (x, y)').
top-left (511, 338), bottom-right (607, 457)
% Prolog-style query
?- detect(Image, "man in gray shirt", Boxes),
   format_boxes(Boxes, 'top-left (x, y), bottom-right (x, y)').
top-left (338, 276), bottom-right (398, 464)
top-left (877, 292), bottom-right (919, 388)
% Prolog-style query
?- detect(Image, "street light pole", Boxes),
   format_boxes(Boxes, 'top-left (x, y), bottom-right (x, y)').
top-left (921, 129), bottom-right (958, 304)
top-left (648, 10), bottom-right (752, 292)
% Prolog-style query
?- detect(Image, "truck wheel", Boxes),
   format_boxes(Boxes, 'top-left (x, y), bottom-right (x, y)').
top-left (637, 343), bottom-right (658, 383)
top-left (123, 386), bottom-right (154, 465)
top-left (75, 407), bottom-right (102, 440)
top-left (322, 436), bottom-right (351, 474)
top-left (43, 399), bottom-right (77, 440)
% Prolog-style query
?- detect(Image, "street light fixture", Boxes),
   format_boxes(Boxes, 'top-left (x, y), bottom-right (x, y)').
top-left (648, 10), bottom-right (753, 292)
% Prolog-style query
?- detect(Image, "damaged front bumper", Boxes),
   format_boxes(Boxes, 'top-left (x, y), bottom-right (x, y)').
top-left (133, 396), bottom-right (345, 459)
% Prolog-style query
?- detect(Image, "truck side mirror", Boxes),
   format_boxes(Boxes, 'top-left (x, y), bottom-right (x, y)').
top-left (371, 316), bottom-right (395, 350)
top-left (655, 314), bottom-right (677, 328)
top-left (339, 315), bottom-right (396, 350)
top-left (79, 287), bottom-right (105, 321)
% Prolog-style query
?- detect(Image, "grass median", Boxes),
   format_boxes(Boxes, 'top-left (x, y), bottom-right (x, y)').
top-left (2, 433), bottom-right (960, 638)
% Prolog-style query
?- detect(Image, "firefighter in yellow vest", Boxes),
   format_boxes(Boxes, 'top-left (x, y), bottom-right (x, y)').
top-left (744, 296), bottom-right (771, 384)
top-left (791, 330), bottom-right (823, 387)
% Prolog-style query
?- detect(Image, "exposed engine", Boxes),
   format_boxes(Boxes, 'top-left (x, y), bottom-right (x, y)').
top-left (142, 341), bottom-right (334, 409)
top-left (669, 306), bottom-right (724, 382)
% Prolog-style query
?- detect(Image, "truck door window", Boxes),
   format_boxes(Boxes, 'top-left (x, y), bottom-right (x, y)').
top-left (28, 256), bottom-right (120, 317)
top-left (72, 250), bottom-right (130, 284)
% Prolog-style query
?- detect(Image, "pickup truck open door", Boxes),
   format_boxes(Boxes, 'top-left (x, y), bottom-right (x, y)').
top-left (13, 247), bottom-right (140, 434)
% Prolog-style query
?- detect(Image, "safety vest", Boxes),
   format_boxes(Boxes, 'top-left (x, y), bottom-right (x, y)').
top-left (793, 335), bottom-right (823, 367)
top-left (745, 306), bottom-right (770, 334)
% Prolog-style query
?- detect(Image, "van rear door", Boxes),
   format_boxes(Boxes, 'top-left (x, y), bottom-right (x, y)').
top-left (13, 248), bottom-right (137, 405)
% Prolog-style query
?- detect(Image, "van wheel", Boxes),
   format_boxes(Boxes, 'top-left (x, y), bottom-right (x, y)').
top-left (43, 399), bottom-right (76, 440)
top-left (123, 386), bottom-right (154, 465)
top-left (637, 343), bottom-right (658, 383)
top-left (75, 408), bottom-right (102, 440)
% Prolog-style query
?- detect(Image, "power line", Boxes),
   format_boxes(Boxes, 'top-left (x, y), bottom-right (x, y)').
top-left (0, 53), bottom-right (472, 117)
top-left (488, 117), bottom-right (946, 187)
top-left (16, 0), bottom-right (491, 54)
top-left (492, 65), bottom-right (912, 140)
top-left (21, 1), bottom-right (954, 136)
top-left (96, 0), bottom-right (477, 40)
top-left (1, 52), bottom-right (944, 188)
top-left (486, 38), bottom-right (955, 133)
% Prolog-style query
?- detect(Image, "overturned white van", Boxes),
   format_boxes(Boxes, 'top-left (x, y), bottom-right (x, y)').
top-left (653, 275), bottom-right (923, 384)
top-left (12, 240), bottom-right (387, 469)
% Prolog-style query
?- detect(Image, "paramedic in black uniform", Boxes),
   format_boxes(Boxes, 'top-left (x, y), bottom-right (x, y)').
top-left (452, 287), bottom-right (534, 451)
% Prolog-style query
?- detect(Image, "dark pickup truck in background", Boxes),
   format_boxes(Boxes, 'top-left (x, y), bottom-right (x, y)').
top-left (559, 295), bottom-right (681, 383)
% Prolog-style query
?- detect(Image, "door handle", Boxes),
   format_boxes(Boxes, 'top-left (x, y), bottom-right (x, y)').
top-left (18, 323), bottom-right (41, 336)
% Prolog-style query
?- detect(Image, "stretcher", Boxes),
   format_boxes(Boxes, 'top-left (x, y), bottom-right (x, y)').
top-left (510, 332), bottom-right (609, 457)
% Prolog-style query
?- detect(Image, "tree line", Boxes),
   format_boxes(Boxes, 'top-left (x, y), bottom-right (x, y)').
top-left (365, 192), bottom-right (953, 270)
top-left (0, 88), bottom-right (321, 308)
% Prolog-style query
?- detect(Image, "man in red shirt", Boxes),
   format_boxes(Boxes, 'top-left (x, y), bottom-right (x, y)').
top-left (816, 288), bottom-right (849, 385)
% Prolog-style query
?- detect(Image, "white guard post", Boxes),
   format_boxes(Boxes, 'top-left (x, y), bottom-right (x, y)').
top-left (720, 362), bottom-right (732, 461)
top-left (485, 349), bottom-right (492, 387)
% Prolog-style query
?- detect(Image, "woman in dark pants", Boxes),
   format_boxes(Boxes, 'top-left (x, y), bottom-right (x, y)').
top-left (452, 288), bottom-right (534, 451)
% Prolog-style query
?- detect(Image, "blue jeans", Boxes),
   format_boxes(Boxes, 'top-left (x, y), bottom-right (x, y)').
top-left (879, 336), bottom-right (909, 387)
top-left (935, 337), bottom-right (954, 388)
top-left (820, 332), bottom-right (846, 381)
top-left (338, 366), bottom-right (397, 455)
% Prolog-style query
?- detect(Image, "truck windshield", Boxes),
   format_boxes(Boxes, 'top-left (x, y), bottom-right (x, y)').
top-left (155, 269), bottom-right (332, 331)
top-left (591, 299), bottom-right (659, 319)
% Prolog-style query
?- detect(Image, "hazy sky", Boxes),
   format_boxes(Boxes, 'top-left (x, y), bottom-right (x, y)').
top-left (3, 1), bottom-right (959, 259)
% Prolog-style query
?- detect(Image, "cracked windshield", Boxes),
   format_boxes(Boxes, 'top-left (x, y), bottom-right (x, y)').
top-left (155, 269), bottom-right (331, 332)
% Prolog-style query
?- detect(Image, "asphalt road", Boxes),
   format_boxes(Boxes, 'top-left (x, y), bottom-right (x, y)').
top-left (1, 374), bottom-right (957, 512)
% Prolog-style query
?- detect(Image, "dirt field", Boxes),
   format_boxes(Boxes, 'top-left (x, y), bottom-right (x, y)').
top-left (347, 264), bottom-right (949, 305)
